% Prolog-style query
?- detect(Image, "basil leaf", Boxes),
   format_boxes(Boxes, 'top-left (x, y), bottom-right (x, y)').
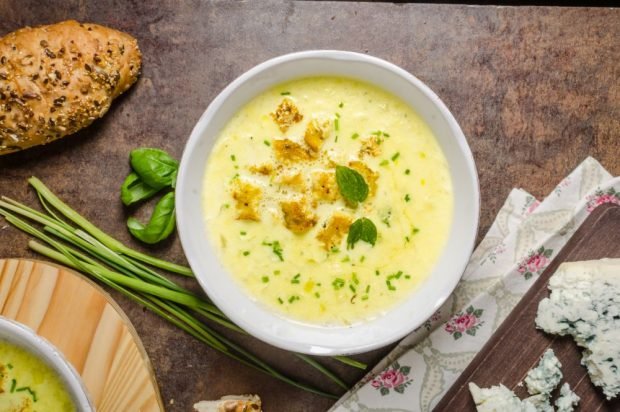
top-left (120, 172), bottom-right (161, 206)
top-left (347, 217), bottom-right (377, 249)
top-left (335, 166), bottom-right (369, 206)
top-left (130, 148), bottom-right (179, 190)
top-left (127, 192), bottom-right (176, 244)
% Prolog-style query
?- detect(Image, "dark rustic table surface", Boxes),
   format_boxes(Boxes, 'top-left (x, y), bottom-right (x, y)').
top-left (1, 1), bottom-right (618, 411)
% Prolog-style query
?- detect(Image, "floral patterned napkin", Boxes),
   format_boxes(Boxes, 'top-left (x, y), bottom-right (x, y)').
top-left (331, 157), bottom-right (620, 412)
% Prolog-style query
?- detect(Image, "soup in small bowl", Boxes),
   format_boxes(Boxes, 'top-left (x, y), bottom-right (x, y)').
top-left (0, 317), bottom-right (93, 411)
top-left (177, 51), bottom-right (479, 355)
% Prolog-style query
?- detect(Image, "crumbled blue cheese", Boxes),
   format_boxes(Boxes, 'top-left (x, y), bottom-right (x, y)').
top-left (555, 383), bottom-right (580, 412)
top-left (524, 349), bottom-right (563, 397)
top-left (535, 259), bottom-right (620, 400)
top-left (468, 383), bottom-right (535, 412)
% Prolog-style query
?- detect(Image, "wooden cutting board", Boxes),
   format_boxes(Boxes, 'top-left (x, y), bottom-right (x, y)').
top-left (436, 203), bottom-right (620, 411)
top-left (0, 258), bottom-right (164, 412)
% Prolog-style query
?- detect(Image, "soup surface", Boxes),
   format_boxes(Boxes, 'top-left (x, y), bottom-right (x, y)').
top-left (202, 76), bottom-right (453, 325)
top-left (0, 340), bottom-right (76, 411)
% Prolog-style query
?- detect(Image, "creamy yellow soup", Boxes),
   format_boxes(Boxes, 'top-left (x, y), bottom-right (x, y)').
top-left (202, 76), bottom-right (453, 325)
top-left (0, 340), bottom-right (76, 411)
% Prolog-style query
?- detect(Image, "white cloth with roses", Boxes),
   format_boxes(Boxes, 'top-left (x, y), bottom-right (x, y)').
top-left (331, 157), bottom-right (620, 412)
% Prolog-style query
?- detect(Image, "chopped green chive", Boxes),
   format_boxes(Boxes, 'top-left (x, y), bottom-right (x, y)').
top-left (412, 227), bottom-right (420, 234)
top-left (379, 160), bottom-right (389, 166)
top-left (405, 275), bottom-right (411, 279)
top-left (405, 169), bottom-right (411, 175)
top-left (405, 194), bottom-right (411, 202)
top-left (261, 276), bottom-right (269, 283)
top-left (314, 292), bottom-right (321, 298)
top-left (263, 140), bottom-right (271, 146)
top-left (349, 284), bottom-right (356, 293)
top-left (386, 280), bottom-right (396, 291)
top-left (10, 379), bottom-right (16, 393)
top-left (405, 236), bottom-right (410, 243)
top-left (334, 117), bottom-right (340, 131)
top-left (332, 278), bottom-right (345, 290)
top-left (338, 102), bottom-right (344, 108)
top-left (330, 247), bottom-right (340, 254)
top-left (391, 152), bottom-right (400, 161)
top-left (262, 240), bottom-right (284, 261)
top-left (384, 132), bottom-right (390, 137)
top-left (360, 255), bottom-right (366, 263)
top-left (375, 269), bottom-right (380, 276)
top-left (280, 91), bottom-right (291, 95)
top-left (351, 132), bottom-right (359, 140)
top-left (240, 231), bottom-right (247, 235)
top-left (361, 295), bottom-right (369, 301)
top-left (278, 297), bottom-right (284, 304)
top-left (222, 203), bottom-right (230, 209)
top-left (7, 363), bottom-right (13, 370)
top-left (288, 295), bottom-right (300, 303)
top-left (230, 154), bottom-right (236, 161)
top-left (274, 270), bottom-right (281, 275)
top-left (352, 272), bottom-right (360, 285)
top-left (291, 273), bottom-right (301, 284)
top-left (243, 251), bottom-right (250, 256)
top-left (365, 285), bottom-right (371, 293)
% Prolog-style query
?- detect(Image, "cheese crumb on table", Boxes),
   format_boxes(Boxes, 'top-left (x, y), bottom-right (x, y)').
top-left (524, 349), bottom-right (563, 397)
top-left (555, 383), bottom-right (580, 412)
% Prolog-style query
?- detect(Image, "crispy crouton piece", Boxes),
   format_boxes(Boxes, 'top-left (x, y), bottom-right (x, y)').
top-left (277, 172), bottom-right (306, 192)
top-left (359, 136), bottom-right (382, 158)
top-left (231, 180), bottom-right (262, 221)
top-left (273, 139), bottom-right (314, 163)
top-left (304, 118), bottom-right (332, 151)
top-left (248, 164), bottom-right (274, 176)
top-left (349, 160), bottom-right (378, 197)
top-left (270, 98), bottom-right (303, 132)
top-left (311, 170), bottom-right (339, 202)
top-left (317, 213), bottom-right (353, 250)
top-left (280, 200), bottom-right (318, 234)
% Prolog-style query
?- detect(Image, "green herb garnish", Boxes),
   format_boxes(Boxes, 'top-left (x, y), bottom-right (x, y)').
top-left (262, 240), bottom-right (284, 261)
top-left (120, 172), bottom-right (161, 206)
top-left (129, 148), bottom-right (179, 190)
top-left (335, 166), bottom-right (369, 206)
top-left (351, 132), bottom-right (359, 140)
top-left (347, 218), bottom-right (377, 249)
top-left (263, 140), bottom-right (271, 146)
top-left (391, 152), bottom-right (400, 161)
top-left (405, 194), bottom-right (411, 202)
top-left (379, 160), bottom-right (389, 166)
top-left (405, 169), bottom-right (410, 175)
top-left (332, 278), bottom-right (345, 290)
top-left (230, 154), bottom-right (236, 161)
top-left (291, 273), bottom-right (301, 284)
top-left (243, 251), bottom-right (250, 256)
top-left (127, 192), bottom-right (176, 244)
top-left (338, 102), bottom-right (344, 108)
top-left (261, 276), bottom-right (269, 283)
top-left (280, 91), bottom-right (291, 95)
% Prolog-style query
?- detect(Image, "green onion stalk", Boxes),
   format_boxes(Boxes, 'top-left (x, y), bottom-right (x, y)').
top-left (0, 177), bottom-right (367, 398)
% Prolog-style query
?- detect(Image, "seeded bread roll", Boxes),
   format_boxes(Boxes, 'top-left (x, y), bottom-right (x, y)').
top-left (0, 20), bottom-right (141, 155)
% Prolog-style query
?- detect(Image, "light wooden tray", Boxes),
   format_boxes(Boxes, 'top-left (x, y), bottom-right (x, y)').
top-left (0, 258), bottom-right (164, 411)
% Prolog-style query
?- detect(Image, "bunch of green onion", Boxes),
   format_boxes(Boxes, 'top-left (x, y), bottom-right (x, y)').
top-left (0, 177), bottom-right (367, 399)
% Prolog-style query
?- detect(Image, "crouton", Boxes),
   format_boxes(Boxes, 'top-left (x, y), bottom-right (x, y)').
top-left (304, 118), bottom-right (331, 151)
top-left (349, 160), bottom-right (378, 197)
top-left (280, 199), bottom-right (318, 234)
top-left (273, 139), bottom-right (314, 163)
top-left (231, 180), bottom-right (262, 221)
top-left (311, 170), bottom-right (339, 202)
top-left (270, 98), bottom-right (303, 132)
top-left (277, 172), bottom-right (306, 192)
top-left (317, 213), bottom-right (353, 250)
top-left (248, 164), bottom-right (274, 176)
top-left (359, 136), bottom-right (382, 158)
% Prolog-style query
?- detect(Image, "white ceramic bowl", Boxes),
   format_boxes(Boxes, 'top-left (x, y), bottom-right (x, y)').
top-left (0, 316), bottom-right (94, 410)
top-left (177, 50), bottom-right (479, 355)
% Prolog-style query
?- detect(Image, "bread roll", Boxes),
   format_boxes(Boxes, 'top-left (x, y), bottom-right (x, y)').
top-left (194, 395), bottom-right (262, 412)
top-left (0, 20), bottom-right (141, 155)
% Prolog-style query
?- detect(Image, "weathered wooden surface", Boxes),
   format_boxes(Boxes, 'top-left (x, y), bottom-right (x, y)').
top-left (436, 203), bottom-right (620, 411)
top-left (0, 1), bottom-right (618, 411)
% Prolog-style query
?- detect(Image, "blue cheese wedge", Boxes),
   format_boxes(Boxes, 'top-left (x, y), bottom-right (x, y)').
top-left (535, 259), bottom-right (620, 400)
top-left (524, 349), bottom-right (563, 397)
top-left (555, 383), bottom-right (580, 412)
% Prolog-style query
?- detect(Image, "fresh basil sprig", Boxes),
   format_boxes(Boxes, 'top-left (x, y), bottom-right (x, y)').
top-left (127, 192), bottom-right (176, 244)
top-left (335, 166), bottom-right (369, 206)
top-left (347, 217), bottom-right (377, 249)
top-left (130, 148), bottom-right (179, 190)
top-left (121, 172), bottom-right (162, 206)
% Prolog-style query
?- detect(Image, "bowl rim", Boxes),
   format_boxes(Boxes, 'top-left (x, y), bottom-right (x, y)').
top-left (0, 316), bottom-right (94, 410)
top-left (177, 50), bottom-right (480, 355)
